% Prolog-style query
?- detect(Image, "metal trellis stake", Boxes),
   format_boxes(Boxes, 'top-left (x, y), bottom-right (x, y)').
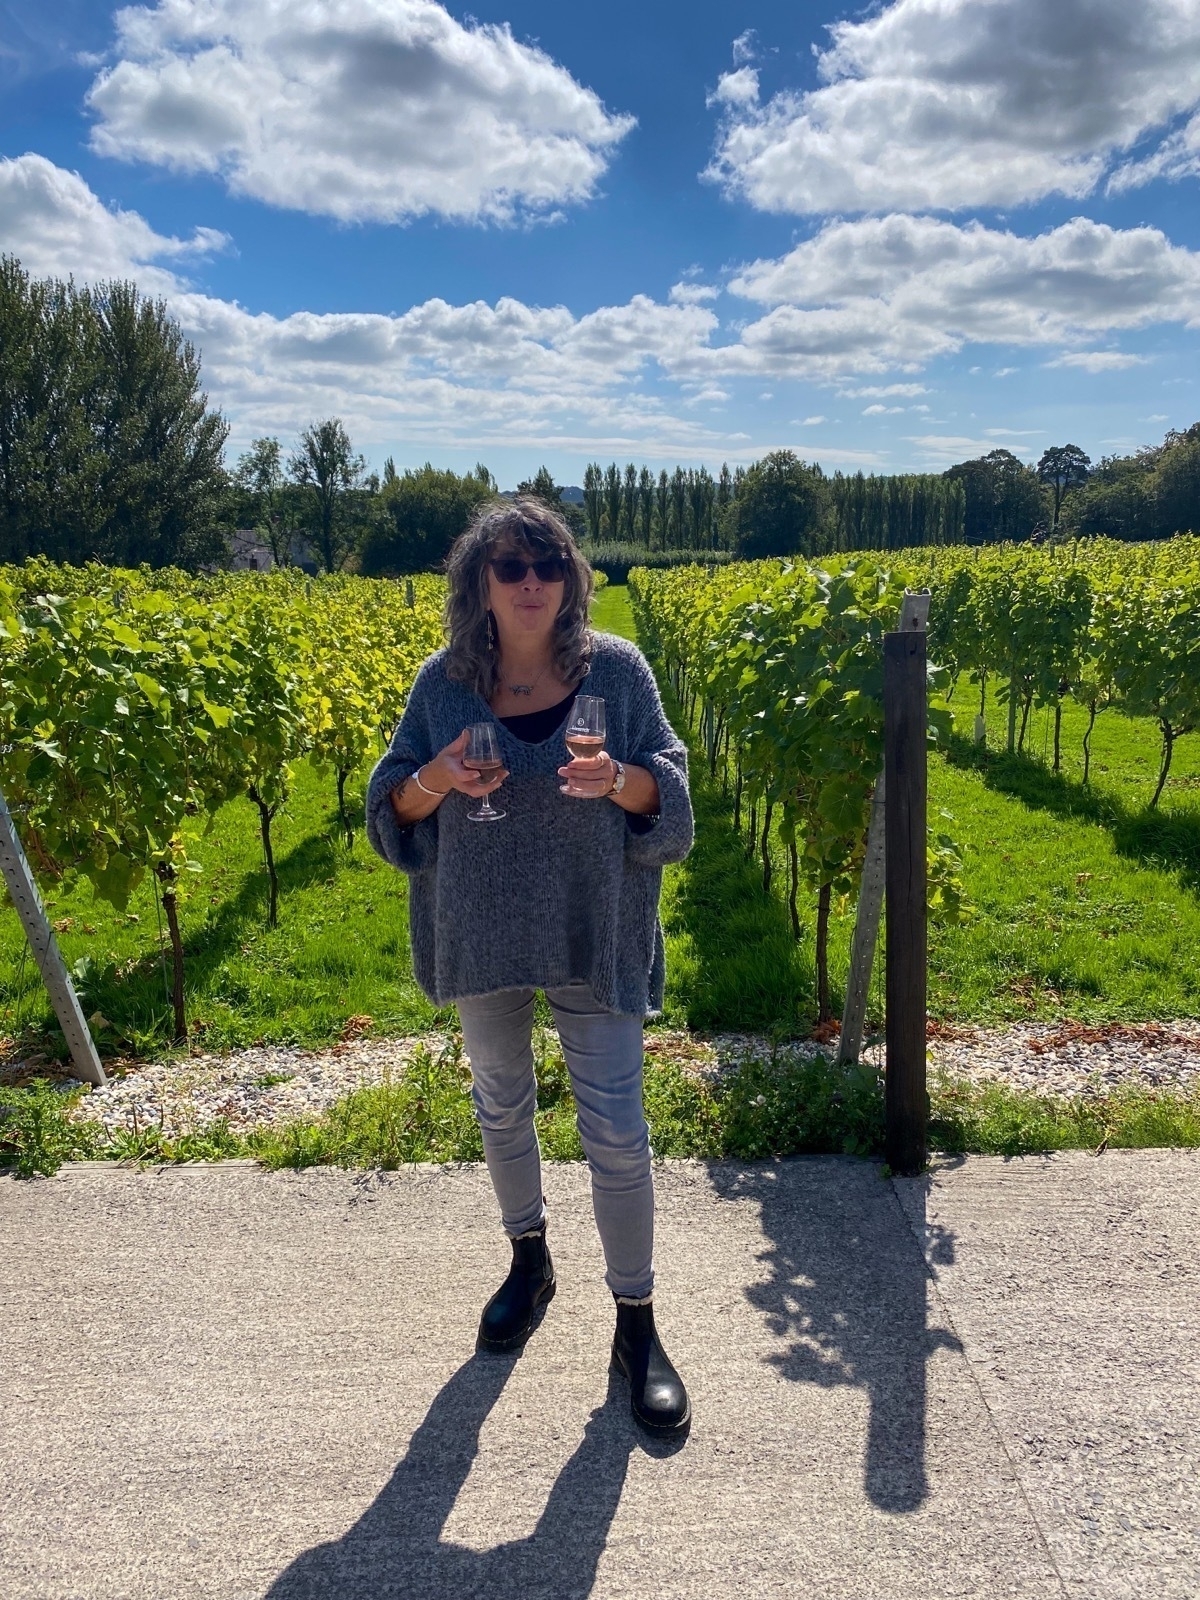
top-left (0, 788), bottom-right (106, 1086)
top-left (836, 768), bottom-right (886, 1067)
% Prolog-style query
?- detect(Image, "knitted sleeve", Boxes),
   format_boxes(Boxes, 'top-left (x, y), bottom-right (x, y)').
top-left (622, 647), bottom-right (694, 868)
top-left (365, 659), bottom-right (440, 875)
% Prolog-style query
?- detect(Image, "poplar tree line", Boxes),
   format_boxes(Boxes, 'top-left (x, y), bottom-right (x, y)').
top-left (579, 455), bottom-right (965, 557)
top-left (582, 462), bottom-right (737, 550)
top-left (577, 430), bottom-right (1200, 558)
top-left (827, 471), bottom-right (966, 551)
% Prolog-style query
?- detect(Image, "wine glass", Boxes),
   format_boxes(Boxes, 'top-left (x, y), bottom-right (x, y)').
top-left (561, 695), bottom-right (606, 795)
top-left (463, 722), bottom-right (506, 822)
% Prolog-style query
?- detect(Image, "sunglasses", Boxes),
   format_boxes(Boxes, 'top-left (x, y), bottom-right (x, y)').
top-left (489, 555), bottom-right (568, 584)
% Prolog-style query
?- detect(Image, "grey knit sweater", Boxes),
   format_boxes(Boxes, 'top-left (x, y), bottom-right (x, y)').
top-left (365, 632), bottom-right (694, 1016)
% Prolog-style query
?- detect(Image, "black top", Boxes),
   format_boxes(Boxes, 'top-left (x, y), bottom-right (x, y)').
top-left (498, 688), bottom-right (577, 744)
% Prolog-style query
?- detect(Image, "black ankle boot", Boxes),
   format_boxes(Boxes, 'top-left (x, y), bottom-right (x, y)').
top-left (610, 1298), bottom-right (691, 1438)
top-left (477, 1228), bottom-right (556, 1352)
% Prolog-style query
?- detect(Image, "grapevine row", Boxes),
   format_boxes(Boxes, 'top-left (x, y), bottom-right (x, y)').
top-left (0, 562), bottom-right (444, 1038)
top-left (629, 536), bottom-right (1200, 1018)
top-left (629, 555), bottom-right (955, 1020)
top-left (910, 536), bottom-right (1200, 801)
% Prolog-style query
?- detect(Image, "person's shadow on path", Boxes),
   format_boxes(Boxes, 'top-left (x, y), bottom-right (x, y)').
top-left (708, 1159), bottom-right (963, 1514)
top-left (265, 1351), bottom-right (667, 1599)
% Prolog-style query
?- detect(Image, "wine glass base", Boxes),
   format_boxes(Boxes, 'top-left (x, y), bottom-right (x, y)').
top-left (467, 807), bottom-right (506, 822)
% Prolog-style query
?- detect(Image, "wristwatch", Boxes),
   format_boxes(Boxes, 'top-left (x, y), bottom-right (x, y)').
top-left (608, 759), bottom-right (626, 796)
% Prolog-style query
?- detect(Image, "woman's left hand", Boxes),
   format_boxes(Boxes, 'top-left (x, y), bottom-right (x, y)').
top-left (559, 750), bottom-right (617, 799)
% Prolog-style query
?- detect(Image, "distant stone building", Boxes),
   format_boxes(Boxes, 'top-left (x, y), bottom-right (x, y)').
top-left (228, 528), bottom-right (273, 571)
top-left (227, 529), bottom-right (319, 574)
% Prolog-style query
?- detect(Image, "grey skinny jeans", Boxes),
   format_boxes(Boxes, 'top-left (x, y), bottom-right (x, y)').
top-left (455, 982), bottom-right (653, 1301)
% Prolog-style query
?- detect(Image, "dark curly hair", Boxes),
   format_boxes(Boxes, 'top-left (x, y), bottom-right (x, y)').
top-left (443, 498), bottom-right (594, 700)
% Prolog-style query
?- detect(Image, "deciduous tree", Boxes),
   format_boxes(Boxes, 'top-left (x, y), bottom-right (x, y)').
top-left (1037, 444), bottom-right (1091, 529)
top-left (361, 462), bottom-right (493, 574)
top-left (0, 256), bottom-right (228, 568)
top-left (289, 418), bottom-right (366, 573)
top-left (734, 451), bottom-right (828, 559)
top-left (603, 462), bottom-right (622, 541)
top-left (516, 465), bottom-right (562, 506)
top-left (583, 462), bottom-right (603, 540)
top-left (638, 465), bottom-right (654, 546)
top-left (234, 437), bottom-right (296, 567)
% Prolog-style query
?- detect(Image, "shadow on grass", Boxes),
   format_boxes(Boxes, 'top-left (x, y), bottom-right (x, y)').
top-left (943, 731), bottom-right (1200, 896)
top-left (708, 1157), bottom-right (962, 1512)
top-left (658, 678), bottom-right (815, 1035)
top-left (264, 1355), bottom-right (659, 1599)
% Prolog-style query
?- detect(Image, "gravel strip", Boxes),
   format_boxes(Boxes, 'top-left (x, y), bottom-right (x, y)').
top-left (647, 1019), bottom-right (1200, 1101)
top-left (59, 1033), bottom-right (457, 1140)
top-left (924, 1018), bottom-right (1200, 1098)
top-left (7, 1016), bottom-right (1188, 1140)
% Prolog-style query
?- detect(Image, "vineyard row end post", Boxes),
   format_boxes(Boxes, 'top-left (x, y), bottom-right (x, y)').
top-left (0, 788), bottom-right (106, 1087)
top-left (884, 599), bottom-right (929, 1176)
top-left (838, 591), bottom-right (929, 1071)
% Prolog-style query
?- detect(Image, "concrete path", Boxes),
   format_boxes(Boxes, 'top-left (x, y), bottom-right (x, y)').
top-left (1, 1150), bottom-right (1197, 1599)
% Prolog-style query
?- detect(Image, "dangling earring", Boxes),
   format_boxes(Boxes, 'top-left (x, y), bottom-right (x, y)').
top-left (486, 610), bottom-right (497, 650)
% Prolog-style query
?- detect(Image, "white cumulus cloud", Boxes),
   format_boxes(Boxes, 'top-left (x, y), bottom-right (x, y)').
top-left (6, 157), bottom-right (1198, 451)
top-left (708, 67), bottom-right (759, 109)
top-left (1046, 351), bottom-right (1151, 370)
top-left (840, 383), bottom-right (930, 398)
top-left (0, 156), bottom-right (734, 459)
top-left (706, 0), bottom-right (1200, 213)
top-left (0, 152), bottom-right (228, 291)
top-left (723, 214), bottom-right (1200, 379)
top-left (85, 0), bottom-right (635, 224)
top-left (669, 281), bottom-right (720, 305)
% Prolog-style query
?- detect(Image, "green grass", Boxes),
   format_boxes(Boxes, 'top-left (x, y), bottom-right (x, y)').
top-left (657, 677), bottom-right (814, 1034)
top-left (589, 582), bottom-right (639, 640)
top-left (924, 677), bottom-right (1200, 1022)
top-left (0, 755), bottom-right (448, 1061)
top-left (927, 741), bottom-right (1200, 1022)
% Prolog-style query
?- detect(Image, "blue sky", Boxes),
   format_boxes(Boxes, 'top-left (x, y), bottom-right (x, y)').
top-left (3, 0), bottom-right (1200, 486)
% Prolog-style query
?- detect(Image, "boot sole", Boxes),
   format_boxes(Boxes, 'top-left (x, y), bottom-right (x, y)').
top-left (609, 1354), bottom-right (692, 1439)
top-left (476, 1278), bottom-right (556, 1353)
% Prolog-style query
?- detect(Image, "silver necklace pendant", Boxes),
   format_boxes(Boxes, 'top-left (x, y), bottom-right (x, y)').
top-left (504, 661), bottom-right (548, 696)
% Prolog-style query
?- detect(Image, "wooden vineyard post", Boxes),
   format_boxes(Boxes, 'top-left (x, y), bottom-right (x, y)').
top-left (838, 592), bottom-right (929, 1070)
top-left (0, 788), bottom-right (106, 1086)
top-left (883, 606), bottom-right (928, 1175)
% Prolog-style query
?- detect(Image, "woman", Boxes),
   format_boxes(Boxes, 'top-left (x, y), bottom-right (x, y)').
top-left (365, 498), bottom-right (694, 1439)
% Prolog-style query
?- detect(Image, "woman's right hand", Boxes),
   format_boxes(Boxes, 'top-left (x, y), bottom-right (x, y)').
top-left (427, 729), bottom-right (509, 798)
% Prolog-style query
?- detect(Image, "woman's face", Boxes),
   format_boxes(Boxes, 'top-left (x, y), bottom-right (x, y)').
top-left (485, 542), bottom-right (567, 647)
